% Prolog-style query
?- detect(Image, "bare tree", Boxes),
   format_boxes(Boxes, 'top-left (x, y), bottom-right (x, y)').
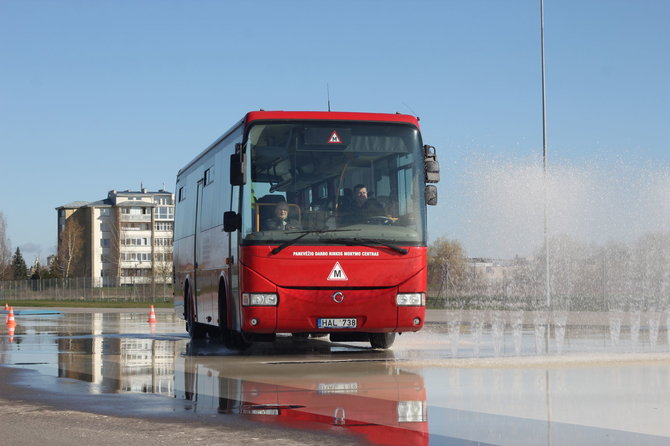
top-left (0, 212), bottom-right (11, 279)
top-left (57, 218), bottom-right (84, 278)
top-left (100, 208), bottom-right (122, 285)
top-left (428, 237), bottom-right (467, 299)
top-left (153, 244), bottom-right (173, 284)
top-left (153, 244), bottom-right (173, 300)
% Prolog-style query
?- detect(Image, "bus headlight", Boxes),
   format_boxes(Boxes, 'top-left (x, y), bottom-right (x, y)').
top-left (396, 293), bottom-right (425, 306)
top-left (397, 400), bottom-right (427, 422)
top-left (242, 293), bottom-right (278, 306)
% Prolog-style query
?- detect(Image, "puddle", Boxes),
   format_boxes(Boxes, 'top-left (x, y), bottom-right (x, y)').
top-left (1, 310), bottom-right (669, 445)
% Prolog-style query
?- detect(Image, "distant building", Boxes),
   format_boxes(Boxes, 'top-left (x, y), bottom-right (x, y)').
top-left (465, 258), bottom-right (512, 283)
top-left (56, 188), bottom-right (174, 286)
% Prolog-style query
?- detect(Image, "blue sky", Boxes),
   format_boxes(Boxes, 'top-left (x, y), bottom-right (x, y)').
top-left (1, 0), bottom-right (669, 261)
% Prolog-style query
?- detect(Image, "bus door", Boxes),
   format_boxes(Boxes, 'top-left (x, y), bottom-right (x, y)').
top-left (228, 182), bottom-right (241, 331)
top-left (193, 178), bottom-right (204, 321)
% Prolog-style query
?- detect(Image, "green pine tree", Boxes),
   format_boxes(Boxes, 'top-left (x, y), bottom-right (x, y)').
top-left (12, 247), bottom-right (28, 280)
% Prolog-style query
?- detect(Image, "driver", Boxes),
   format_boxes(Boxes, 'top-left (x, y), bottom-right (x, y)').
top-left (341, 184), bottom-right (383, 224)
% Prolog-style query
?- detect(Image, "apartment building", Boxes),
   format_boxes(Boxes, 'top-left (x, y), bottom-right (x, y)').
top-left (56, 188), bottom-right (174, 286)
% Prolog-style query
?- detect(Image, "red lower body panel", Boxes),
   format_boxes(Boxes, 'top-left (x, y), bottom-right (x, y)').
top-left (240, 307), bottom-right (278, 333)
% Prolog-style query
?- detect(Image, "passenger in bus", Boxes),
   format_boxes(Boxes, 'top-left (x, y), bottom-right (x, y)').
top-left (263, 202), bottom-right (300, 231)
top-left (340, 184), bottom-right (384, 224)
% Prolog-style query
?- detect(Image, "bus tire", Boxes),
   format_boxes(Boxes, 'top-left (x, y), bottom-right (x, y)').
top-left (369, 332), bottom-right (395, 349)
top-left (225, 330), bottom-right (252, 351)
top-left (185, 284), bottom-right (206, 340)
top-left (218, 280), bottom-right (252, 350)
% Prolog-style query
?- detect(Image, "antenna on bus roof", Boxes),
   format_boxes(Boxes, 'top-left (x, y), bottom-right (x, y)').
top-left (327, 83), bottom-right (331, 112)
top-left (402, 102), bottom-right (419, 119)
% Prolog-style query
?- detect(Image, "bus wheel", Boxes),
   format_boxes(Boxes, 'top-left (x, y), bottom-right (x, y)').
top-left (225, 330), bottom-right (252, 351)
top-left (369, 332), bottom-right (396, 349)
top-left (218, 282), bottom-right (251, 350)
top-left (185, 286), bottom-right (206, 340)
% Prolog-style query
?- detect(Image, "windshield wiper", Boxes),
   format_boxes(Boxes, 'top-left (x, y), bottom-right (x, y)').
top-left (326, 237), bottom-right (409, 255)
top-left (270, 229), bottom-right (360, 255)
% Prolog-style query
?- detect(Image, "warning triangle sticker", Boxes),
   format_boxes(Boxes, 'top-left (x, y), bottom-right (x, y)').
top-left (327, 262), bottom-right (348, 281)
top-left (327, 130), bottom-right (342, 144)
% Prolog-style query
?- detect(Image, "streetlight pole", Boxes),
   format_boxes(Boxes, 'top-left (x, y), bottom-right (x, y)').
top-left (541, 0), bottom-right (550, 312)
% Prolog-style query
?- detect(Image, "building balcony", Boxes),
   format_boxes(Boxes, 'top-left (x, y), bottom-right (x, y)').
top-left (120, 214), bottom-right (152, 222)
top-left (120, 226), bottom-right (152, 232)
top-left (120, 261), bottom-right (153, 269)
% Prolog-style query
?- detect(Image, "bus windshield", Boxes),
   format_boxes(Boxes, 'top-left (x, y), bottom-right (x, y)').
top-left (241, 121), bottom-right (426, 246)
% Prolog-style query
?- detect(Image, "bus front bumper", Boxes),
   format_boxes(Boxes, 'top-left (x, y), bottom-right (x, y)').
top-left (240, 288), bottom-right (425, 333)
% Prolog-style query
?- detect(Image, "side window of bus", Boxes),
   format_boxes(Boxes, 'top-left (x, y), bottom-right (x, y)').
top-left (175, 176), bottom-right (195, 239)
top-left (200, 162), bottom-right (221, 230)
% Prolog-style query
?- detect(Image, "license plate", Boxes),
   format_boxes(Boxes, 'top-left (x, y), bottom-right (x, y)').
top-left (317, 318), bottom-right (357, 329)
top-left (317, 382), bottom-right (359, 394)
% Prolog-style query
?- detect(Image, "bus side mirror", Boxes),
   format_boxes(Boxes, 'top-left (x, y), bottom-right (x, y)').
top-left (425, 185), bottom-right (438, 206)
top-left (230, 144), bottom-right (246, 185)
top-left (424, 145), bottom-right (440, 183)
top-left (223, 211), bottom-right (240, 232)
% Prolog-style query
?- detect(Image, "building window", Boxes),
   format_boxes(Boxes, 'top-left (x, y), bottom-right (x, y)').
top-left (155, 252), bottom-right (173, 262)
top-left (121, 252), bottom-right (151, 262)
top-left (100, 208), bottom-right (111, 216)
top-left (122, 207), bottom-right (146, 215)
top-left (154, 237), bottom-right (172, 247)
top-left (122, 237), bottom-right (150, 246)
top-left (121, 223), bottom-right (150, 231)
top-left (100, 239), bottom-right (110, 248)
top-left (155, 221), bottom-right (173, 231)
top-left (155, 206), bottom-right (174, 219)
top-left (178, 187), bottom-right (185, 202)
top-left (155, 196), bottom-right (173, 205)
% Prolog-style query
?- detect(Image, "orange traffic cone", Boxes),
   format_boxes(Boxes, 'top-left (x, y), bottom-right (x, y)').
top-left (7, 324), bottom-right (14, 343)
top-left (4, 303), bottom-right (8, 311)
top-left (6, 307), bottom-right (16, 327)
top-left (147, 305), bottom-right (157, 324)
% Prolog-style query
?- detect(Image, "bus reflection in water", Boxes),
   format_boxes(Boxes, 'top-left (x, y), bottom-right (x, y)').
top-left (48, 315), bottom-right (426, 445)
top-left (173, 111), bottom-right (440, 350)
top-left (180, 350), bottom-right (428, 446)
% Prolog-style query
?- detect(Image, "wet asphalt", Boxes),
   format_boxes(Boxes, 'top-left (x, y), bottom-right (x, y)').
top-left (1, 307), bottom-right (669, 445)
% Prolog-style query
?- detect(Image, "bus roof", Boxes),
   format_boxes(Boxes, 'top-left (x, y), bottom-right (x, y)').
top-left (245, 111), bottom-right (420, 128)
top-left (177, 111), bottom-right (420, 178)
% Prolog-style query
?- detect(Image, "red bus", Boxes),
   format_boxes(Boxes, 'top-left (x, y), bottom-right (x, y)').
top-left (173, 111), bottom-right (439, 349)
